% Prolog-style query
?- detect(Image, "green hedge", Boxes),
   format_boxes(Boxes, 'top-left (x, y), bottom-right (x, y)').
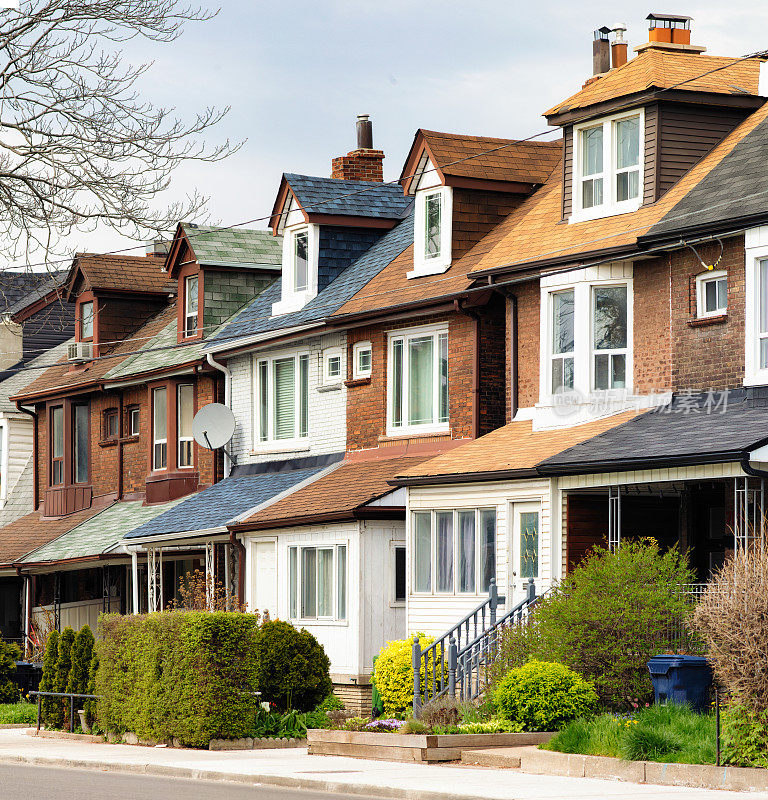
top-left (96, 612), bottom-right (261, 747)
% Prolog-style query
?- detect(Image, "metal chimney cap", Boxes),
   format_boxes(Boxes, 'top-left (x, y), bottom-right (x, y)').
top-left (356, 114), bottom-right (370, 121)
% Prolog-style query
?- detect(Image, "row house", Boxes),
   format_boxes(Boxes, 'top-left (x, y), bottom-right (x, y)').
top-left (392, 14), bottom-right (768, 640)
top-left (4, 229), bottom-right (280, 638)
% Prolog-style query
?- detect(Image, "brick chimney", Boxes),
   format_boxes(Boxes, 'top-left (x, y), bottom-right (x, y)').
top-left (331, 115), bottom-right (384, 182)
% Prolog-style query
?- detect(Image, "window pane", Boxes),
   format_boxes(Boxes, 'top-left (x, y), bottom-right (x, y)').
top-left (327, 355), bottom-right (341, 379)
top-left (394, 547), bottom-right (406, 602)
top-left (436, 511), bottom-right (454, 593)
top-left (520, 511), bottom-right (539, 579)
top-left (52, 407), bottom-right (64, 458)
top-left (289, 547), bottom-right (297, 618)
top-left (358, 347), bottom-right (371, 374)
top-left (408, 336), bottom-right (434, 426)
top-left (425, 193), bottom-right (441, 259)
top-left (594, 353), bottom-right (609, 390)
top-left (392, 339), bottom-right (403, 427)
top-left (178, 385), bottom-right (193, 438)
top-left (611, 353), bottom-right (626, 388)
top-left (258, 361), bottom-right (268, 442)
top-left (705, 279), bottom-right (718, 312)
top-left (185, 275), bottom-right (198, 335)
top-left (760, 261), bottom-right (768, 335)
top-left (299, 354), bottom-right (309, 437)
top-left (479, 509), bottom-right (496, 592)
top-left (73, 405), bottom-right (89, 484)
top-left (582, 126), bottom-right (603, 176)
top-left (616, 117), bottom-right (639, 169)
top-left (717, 278), bottom-right (727, 310)
top-left (438, 332), bottom-right (448, 424)
top-left (761, 339), bottom-right (768, 372)
top-left (458, 511), bottom-right (475, 593)
top-left (129, 408), bottom-right (139, 436)
top-left (552, 291), bottom-right (574, 355)
top-left (153, 388), bottom-right (167, 440)
top-left (318, 549), bottom-right (333, 617)
top-left (593, 286), bottom-right (628, 349)
top-left (414, 512), bottom-right (431, 592)
top-left (273, 357), bottom-right (295, 440)
top-left (616, 169), bottom-right (639, 202)
top-left (301, 547), bottom-right (316, 618)
top-left (81, 302), bottom-right (94, 339)
top-left (294, 232), bottom-right (309, 292)
top-left (337, 545), bottom-right (347, 619)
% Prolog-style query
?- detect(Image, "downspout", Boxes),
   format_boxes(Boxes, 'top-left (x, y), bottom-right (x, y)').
top-left (454, 300), bottom-right (481, 439)
top-left (509, 293), bottom-right (518, 421)
top-left (16, 403), bottom-right (38, 510)
top-left (205, 352), bottom-right (232, 477)
top-left (229, 531), bottom-right (246, 609)
top-left (741, 452), bottom-right (768, 479)
top-left (117, 391), bottom-right (124, 500)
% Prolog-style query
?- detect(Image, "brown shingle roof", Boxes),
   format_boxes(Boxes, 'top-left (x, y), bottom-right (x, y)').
top-left (546, 50), bottom-right (761, 118)
top-left (394, 412), bottom-right (642, 482)
top-left (419, 131), bottom-right (562, 185)
top-left (237, 455), bottom-right (431, 528)
top-left (464, 99), bottom-right (768, 276)
top-left (0, 504), bottom-right (107, 567)
top-left (73, 253), bottom-right (175, 295)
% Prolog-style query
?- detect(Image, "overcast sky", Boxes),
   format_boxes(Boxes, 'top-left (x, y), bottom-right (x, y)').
top-left (39, 0), bottom-right (768, 264)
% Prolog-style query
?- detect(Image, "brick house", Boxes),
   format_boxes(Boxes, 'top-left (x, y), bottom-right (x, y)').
top-left (5, 228), bottom-right (280, 641)
top-left (393, 14), bottom-right (768, 643)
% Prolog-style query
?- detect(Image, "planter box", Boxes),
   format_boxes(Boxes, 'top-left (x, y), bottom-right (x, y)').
top-left (307, 728), bottom-right (553, 763)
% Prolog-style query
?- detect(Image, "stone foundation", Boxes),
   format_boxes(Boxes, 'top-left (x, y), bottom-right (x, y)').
top-left (333, 682), bottom-right (373, 716)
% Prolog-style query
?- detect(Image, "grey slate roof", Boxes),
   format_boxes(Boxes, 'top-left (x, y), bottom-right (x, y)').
top-left (19, 498), bottom-right (182, 564)
top-left (644, 113), bottom-right (768, 240)
top-left (205, 214), bottom-right (414, 350)
top-left (4, 270), bottom-right (68, 316)
top-left (285, 174), bottom-right (411, 219)
top-left (538, 390), bottom-right (768, 474)
top-left (124, 464), bottom-right (329, 540)
top-left (182, 224), bottom-right (282, 267)
top-left (0, 339), bottom-right (72, 413)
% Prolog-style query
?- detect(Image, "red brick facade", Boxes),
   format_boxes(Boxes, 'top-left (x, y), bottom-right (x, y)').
top-left (331, 149), bottom-right (384, 182)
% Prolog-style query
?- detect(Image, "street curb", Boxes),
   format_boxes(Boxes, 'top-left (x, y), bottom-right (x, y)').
top-left (0, 752), bottom-right (491, 800)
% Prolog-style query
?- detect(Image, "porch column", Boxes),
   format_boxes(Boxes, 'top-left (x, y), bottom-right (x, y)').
top-left (205, 541), bottom-right (214, 611)
top-left (131, 551), bottom-right (139, 614)
top-left (734, 477), bottom-right (766, 551)
top-left (147, 547), bottom-right (163, 612)
top-left (22, 575), bottom-right (30, 659)
top-left (608, 486), bottom-right (622, 552)
top-left (53, 571), bottom-right (61, 632)
top-left (224, 544), bottom-right (231, 611)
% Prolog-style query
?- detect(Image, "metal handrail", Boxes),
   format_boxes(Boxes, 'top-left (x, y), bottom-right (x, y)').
top-left (29, 690), bottom-right (102, 734)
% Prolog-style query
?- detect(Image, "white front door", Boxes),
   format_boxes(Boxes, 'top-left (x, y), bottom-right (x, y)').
top-left (510, 502), bottom-right (541, 605)
top-left (251, 540), bottom-right (277, 618)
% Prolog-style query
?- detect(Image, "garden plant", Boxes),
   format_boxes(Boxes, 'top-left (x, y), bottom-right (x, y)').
top-left (0, 637), bottom-right (21, 704)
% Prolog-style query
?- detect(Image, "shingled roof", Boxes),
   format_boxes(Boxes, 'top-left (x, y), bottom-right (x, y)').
top-left (545, 50), bottom-right (761, 119)
top-left (181, 224), bottom-right (282, 267)
top-left (70, 253), bottom-right (175, 295)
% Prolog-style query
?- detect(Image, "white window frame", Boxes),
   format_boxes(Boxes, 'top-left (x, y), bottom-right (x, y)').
top-left (570, 108), bottom-right (644, 223)
top-left (0, 421), bottom-right (7, 505)
top-left (390, 541), bottom-right (406, 607)
top-left (745, 231), bottom-right (768, 385)
top-left (539, 265), bottom-right (634, 404)
top-left (696, 270), bottom-right (728, 319)
top-left (272, 223), bottom-right (319, 316)
top-left (253, 350), bottom-right (310, 448)
top-left (177, 383), bottom-right (194, 469)
top-left (353, 340), bottom-right (372, 379)
top-left (287, 542), bottom-right (348, 623)
top-left (183, 275), bottom-right (199, 338)
top-left (128, 407), bottom-right (140, 437)
top-left (386, 323), bottom-right (449, 437)
top-left (80, 300), bottom-right (94, 341)
top-left (590, 284), bottom-right (630, 392)
top-left (410, 186), bottom-right (453, 278)
top-left (411, 507), bottom-right (497, 597)
top-left (152, 387), bottom-right (167, 471)
top-left (322, 347), bottom-right (343, 385)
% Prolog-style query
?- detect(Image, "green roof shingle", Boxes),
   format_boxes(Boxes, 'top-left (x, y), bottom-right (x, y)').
top-left (182, 224), bottom-right (282, 267)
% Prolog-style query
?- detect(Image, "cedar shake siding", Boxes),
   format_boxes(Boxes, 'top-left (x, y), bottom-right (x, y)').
top-left (202, 270), bottom-right (273, 333)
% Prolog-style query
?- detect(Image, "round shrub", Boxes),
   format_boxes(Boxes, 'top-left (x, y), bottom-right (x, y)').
top-left (253, 620), bottom-right (331, 711)
top-left (493, 660), bottom-right (598, 732)
top-left (373, 634), bottom-right (444, 716)
top-left (0, 638), bottom-right (21, 703)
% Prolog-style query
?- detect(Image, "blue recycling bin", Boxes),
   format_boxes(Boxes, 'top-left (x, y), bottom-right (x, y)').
top-left (647, 655), bottom-right (713, 712)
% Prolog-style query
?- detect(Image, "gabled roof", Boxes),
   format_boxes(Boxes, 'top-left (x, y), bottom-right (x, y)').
top-left (65, 253), bottom-right (175, 297)
top-left (179, 223), bottom-right (282, 268)
top-left (400, 130), bottom-right (562, 193)
top-left (545, 50), bottom-right (761, 120)
top-left (393, 411), bottom-right (641, 485)
top-left (205, 215), bottom-right (414, 352)
top-left (2, 270), bottom-right (68, 316)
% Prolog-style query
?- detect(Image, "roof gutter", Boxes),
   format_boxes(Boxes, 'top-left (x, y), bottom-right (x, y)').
top-left (204, 322), bottom-right (324, 356)
top-left (228, 505), bottom-right (406, 533)
top-left (537, 449), bottom-right (747, 477)
top-left (390, 467), bottom-right (539, 487)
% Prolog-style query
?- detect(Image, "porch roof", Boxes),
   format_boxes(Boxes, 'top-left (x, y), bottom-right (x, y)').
top-left (538, 390), bottom-right (768, 475)
top-left (18, 498), bottom-right (183, 566)
top-left (392, 411), bottom-right (641, 486)
top-left (123, 456), bottom-right (341, 541)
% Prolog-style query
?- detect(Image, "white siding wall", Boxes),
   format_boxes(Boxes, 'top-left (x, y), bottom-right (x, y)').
top-left (32, 600), bottom-right (101, 632)
top-left (0, 415), bottom-right (35, 527)
top-left (229, 332), bottom-right (347, 464)
top-left (406, 478), bottom-right (553, 638)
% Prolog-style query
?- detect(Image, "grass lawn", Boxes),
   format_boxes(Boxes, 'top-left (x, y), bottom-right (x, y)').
top-left (0, 702), bottom-right (37, 725)
top-left (543, 704), bottom-right (716, 765)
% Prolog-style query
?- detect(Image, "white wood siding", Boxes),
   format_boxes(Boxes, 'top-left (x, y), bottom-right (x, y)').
top-left (0, 415), bottom-right (35, 527)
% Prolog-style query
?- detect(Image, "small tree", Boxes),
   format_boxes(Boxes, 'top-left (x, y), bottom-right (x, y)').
top-left (52, 627), bottom-right (75, 728)
top-left (83, 651), bottom-right (99, 729)
top-left (38, 629), bottom-right (59, 726)
top-left (0, 638), bottom-right (22, 703)
top-left (66, 626), bottom-right (94, 697)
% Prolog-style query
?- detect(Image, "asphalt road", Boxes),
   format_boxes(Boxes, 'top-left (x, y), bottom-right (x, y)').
top-left (0, 763), bottom-right (378, 800)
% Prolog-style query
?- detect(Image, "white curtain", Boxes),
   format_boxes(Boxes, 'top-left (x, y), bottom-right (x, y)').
top-left (436, 511), bottom-right (453, 593)
top-left (458, 511), bottom-right (475, 593)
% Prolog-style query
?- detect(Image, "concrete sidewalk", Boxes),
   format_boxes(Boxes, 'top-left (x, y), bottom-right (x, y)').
top-left (0, 729), bottom-right (765, 800)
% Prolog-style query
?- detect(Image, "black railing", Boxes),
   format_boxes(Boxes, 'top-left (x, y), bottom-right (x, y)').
top-left (28, 691), bottom-right (101, 734)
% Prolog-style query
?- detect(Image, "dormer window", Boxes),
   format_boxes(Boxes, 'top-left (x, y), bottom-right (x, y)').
top-left (410, 186), bottom-right (453, 278)
top-left (183, 275), bottom-right (198, 337)
top-left (572, 110), bottom-right (643, 222)
top-left (80, 301), bottom-right (94, 341)
top-left (272, 223), bottom-right (319, 316)
top-left (293, 231), bottom-right (309, 292)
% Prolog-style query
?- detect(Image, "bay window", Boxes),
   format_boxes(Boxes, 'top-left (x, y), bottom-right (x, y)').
top-left (73, 404), bottom-right (89, 483)
top-left (49, 401), bottom-right (89, 486)
top-left (288, 544), bottom-right (347, 621)
top-left (183, 275), bottom-right (198, 337)
top-left (412, 508), bottom-right (496, 595)
top-left (177, 384), bottom-right (194, 468)
top-left (255, 352), bottom-right (309, 444)
top-left (388, 326), bottom-right (448, 435)
top-left (50, 406), bottom-right (64, 485)
top-left (592, 285), bottom-right (628, 390)
top-left (551, 290), bottom-right (575, 392)
top-left (572, 110), bottom-right (643, 221)
top-left (152, 387), bottom-right (167, 470)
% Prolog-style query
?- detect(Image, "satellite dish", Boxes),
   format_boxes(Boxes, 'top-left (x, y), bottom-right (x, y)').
top-left (193, 403), bottom-right (236, 450)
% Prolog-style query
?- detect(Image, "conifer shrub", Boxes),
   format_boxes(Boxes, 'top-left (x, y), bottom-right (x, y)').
top-left (0, 638), bottom-right (21, 703)
top-left (66, 625), bottom-right (94, 697)
top-left (38, 630), bottom-right (59, 727)
top-left (84, 651), bottom-right (99, 729)
top-left (96, 612), bottom-right (261, 747)
top-left (252, 620), bottom-right (331, 712)
top-left (52, 627), bottom-right (75, 728)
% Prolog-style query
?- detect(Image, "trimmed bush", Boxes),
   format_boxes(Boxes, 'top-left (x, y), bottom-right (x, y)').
top-left (39, 630), bottom-right (59, 726)
top-left (83, 651), bottom-right (99, 729)
top-left (52, 627), bottom-right (75, 728)
top-left (96, 612), bottom-right (261, 747)
top-left (494, 660), bottom-right (598, 732)
top-left (252, 620), bottom-right (331, 712)
top-left (66, 625), bottom-right (94, 696)
top-left (373, 634), bottom-right (444, 716)
top-left (0, 638), bottom-right (21, 703)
